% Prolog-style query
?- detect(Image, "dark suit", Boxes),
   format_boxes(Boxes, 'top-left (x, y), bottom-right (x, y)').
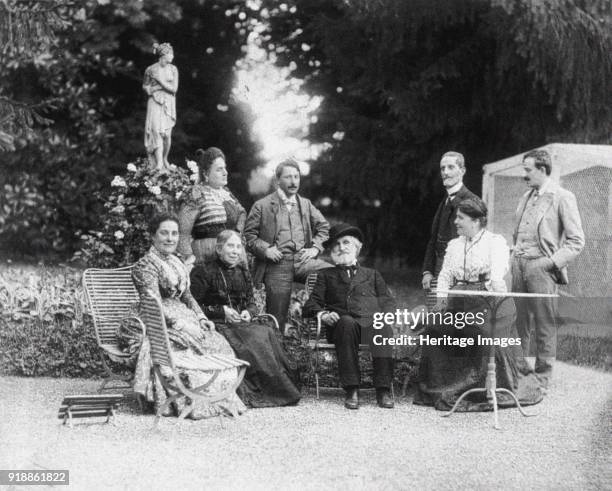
top-left (303, 264), bottom-right (396, 388)
top-left (422, 184), bottom-right (478, 308)
top-left (422, 184), bottom-right (479, 276)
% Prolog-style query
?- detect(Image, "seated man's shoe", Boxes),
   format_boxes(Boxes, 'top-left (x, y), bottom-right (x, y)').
top-left (344, 387), bottom-right (359, 410)
top-left (376, 388), bottom-right (394, 409)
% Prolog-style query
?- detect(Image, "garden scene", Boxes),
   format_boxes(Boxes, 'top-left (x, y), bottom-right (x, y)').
top-left (1, 0), bottom-right (611, 489)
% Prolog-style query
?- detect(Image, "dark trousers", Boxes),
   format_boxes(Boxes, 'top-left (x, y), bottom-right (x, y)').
top-left (329, 315), bottom-right (394, 389)
top-left (511, 256), bottom-right (558, 373)
top-left (263, 255), bottom-right (329, 329)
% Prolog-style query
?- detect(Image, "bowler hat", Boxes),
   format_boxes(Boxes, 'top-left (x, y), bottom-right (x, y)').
top-left (324, 222), bottom-right (364, 249)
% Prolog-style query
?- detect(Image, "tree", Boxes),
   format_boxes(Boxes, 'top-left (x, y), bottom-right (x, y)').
top-left (0, 0), bottom-right (260, 258)
top-left (257, 0), bottom-right (612, 259)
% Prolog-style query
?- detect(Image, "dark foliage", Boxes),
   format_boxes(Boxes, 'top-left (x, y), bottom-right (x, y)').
top-left (257, 0), bottom-right (612, 260)
top-left (0, 0), bottom-right (260, 258)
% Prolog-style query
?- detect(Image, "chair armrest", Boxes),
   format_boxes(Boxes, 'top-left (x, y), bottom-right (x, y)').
top-left (93, 313), bottom-right (147, 337)
top-left (315, 311), bottom-right (326, 344)
top-left (254, 313), bottom-right (280, 333)
top-left (123, 315), bottom-right (147, 337)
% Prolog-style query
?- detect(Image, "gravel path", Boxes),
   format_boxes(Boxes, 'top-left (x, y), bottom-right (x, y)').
top-left (0, 362), bottom-right (610, 490)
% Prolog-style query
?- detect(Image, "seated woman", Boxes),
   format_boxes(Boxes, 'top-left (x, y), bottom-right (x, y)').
top-left (177, 147), bottom-right (246, 267)
top-left (190, 230), bottom-right (301, 408)
top-left (414, 198), bottom-right (544, 411)
top-left (124, 213), bottom-right (246, 419)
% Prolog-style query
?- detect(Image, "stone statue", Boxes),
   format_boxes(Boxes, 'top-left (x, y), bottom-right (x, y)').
top-left (143, 42), bottom-right (178, 170)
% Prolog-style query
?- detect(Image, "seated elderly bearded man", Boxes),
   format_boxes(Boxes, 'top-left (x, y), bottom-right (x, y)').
top-left (303, 223), bottom-right (396, 409)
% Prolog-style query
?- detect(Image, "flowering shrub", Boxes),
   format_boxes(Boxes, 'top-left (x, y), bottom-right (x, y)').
top-left (74, 158), bottom-right (198, 267)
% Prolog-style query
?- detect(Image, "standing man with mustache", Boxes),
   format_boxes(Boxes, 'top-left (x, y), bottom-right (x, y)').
top-left (244, 158), bottom-right (330, 330)
top-left (422, 151), bottom-right (478, 307)
top-left (511, 149), bottom-right (584, 389)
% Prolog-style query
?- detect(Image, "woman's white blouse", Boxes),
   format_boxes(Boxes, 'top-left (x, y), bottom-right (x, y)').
top-left (436, 230), bottom-right (509, 298)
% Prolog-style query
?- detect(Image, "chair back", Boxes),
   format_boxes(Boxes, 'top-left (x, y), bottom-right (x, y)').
top-left (304, 272), bottom-right (318, 299)
top-left (83, 266), bottom-right (138, 348)
top-left (138, 290), bottom-right (173, 371)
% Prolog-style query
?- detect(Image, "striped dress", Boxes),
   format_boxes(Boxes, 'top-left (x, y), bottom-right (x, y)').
top-left (177, 184), bottom-right (246, 262)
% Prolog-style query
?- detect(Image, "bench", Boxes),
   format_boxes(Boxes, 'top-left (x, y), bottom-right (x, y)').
top-left (58, 394), bottom-right (123, 428)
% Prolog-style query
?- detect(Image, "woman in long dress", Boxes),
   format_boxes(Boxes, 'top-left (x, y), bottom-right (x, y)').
top-left (190, 230), bottom-right (301, 408)
top-left (125, 213), bottom-right (246, 419)
top-left (414, 198), bottom-right (544, 411)
top-left (178, 147), bottom-right (246, 267)
top-left (143, 42), bottom-right (178, 170)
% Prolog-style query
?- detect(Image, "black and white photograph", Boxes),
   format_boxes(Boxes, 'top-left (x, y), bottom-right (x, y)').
top-left (0, 0), bottom-right (611, 489)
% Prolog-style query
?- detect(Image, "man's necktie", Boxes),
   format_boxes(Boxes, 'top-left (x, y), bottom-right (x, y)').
top-left (281, 199), bottom-right (295, 210)
top-left (445, 192), bottom-right (457, 206)
top-left (340, 265), bottom-right (357, 278)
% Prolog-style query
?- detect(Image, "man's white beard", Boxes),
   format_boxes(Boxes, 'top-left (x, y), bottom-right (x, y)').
top-left (331, 250), bottom-right (357, 266)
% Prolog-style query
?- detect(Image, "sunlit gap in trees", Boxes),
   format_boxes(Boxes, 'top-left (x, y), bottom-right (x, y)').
top-left (230, 0), bottom-right (328, 195)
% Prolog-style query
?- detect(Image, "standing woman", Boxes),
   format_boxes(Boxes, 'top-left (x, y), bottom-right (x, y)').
top-left (143, 42), bottom-right (178, 170)
top-left (178, 147), bottom-right (246, 267)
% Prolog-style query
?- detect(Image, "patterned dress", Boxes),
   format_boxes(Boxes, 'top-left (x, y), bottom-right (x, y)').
top-left (178, 184), bottom-right (246, 262)
top-left (128, 246), bottom-right (246, 418)
top-left (414, 230), bottom-right (544, 411)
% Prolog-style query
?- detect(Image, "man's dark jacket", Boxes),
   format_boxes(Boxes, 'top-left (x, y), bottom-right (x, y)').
top-left (303, 265), bottom-right (396, 329)
top-left (422, 184), bottom-right (478, 275)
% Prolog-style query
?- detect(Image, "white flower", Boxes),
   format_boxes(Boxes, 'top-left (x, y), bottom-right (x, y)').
top-left (114, 230), bottom-right (124, 240)
top-left (126, 163), bottom-right (137, 172)
top-left (111, 176), bottom-right (126, 187)
top-left (150, 185), bottom-right (161, 196)
top-left (186, 160), bottom-right (199, 174)
top-left (175, 191), bottom-right (183, 200)
top-left (112, 205), bottom-right (125, 214)
top-left (189, 174), bottom-right (198, 183)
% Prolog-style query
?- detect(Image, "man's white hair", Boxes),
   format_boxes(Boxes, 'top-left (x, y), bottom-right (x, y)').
top-left (334, 234), bottom-right (362, 255)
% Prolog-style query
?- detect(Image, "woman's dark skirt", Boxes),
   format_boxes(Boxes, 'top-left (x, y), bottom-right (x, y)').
top-left (414, 289), bottom-right (544, 411)
top-left (216, 320), bottom-right (301, 408)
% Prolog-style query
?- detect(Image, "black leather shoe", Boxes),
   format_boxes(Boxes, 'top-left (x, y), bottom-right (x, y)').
top-left (376, 388), bottom-right (394, 409)
top-left (344, 388), bottom-right (359, 410)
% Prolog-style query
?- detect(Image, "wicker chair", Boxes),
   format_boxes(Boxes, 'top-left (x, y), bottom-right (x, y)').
top-left (139, 290), bottom-right (249, 424)
top-left (83, 266), bottom-right (144, 393)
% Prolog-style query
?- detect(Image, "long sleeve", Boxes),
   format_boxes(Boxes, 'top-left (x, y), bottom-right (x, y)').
top-left (177, 202), bottom-right (198, 258)
top-left (488, 234), bottom-right (509, 293)
top-left (189, 265), bottom-right (225, 320)
top-left (244, 200), bottom-right (271, 259)
top-left (551, 191), bottom-right (585, 268)
top-left (241, 267), bottom-right (259, 317)
top-left (422, 202), bottom-right (443, 274)
top-left (230, 192), bottom-right (247, 233)
top-left (132, 258), bottom-right (161, 299)
top-left (303, 272), bottom-right (327, 317)
top-left (375, 270), bottom-right (396, 313)
top-left (436, 239), bottom-right (460, 299)
top-left (308, 202), bottom-right (330, 252)
top-left (180, 286), bottom-right (206, 319)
